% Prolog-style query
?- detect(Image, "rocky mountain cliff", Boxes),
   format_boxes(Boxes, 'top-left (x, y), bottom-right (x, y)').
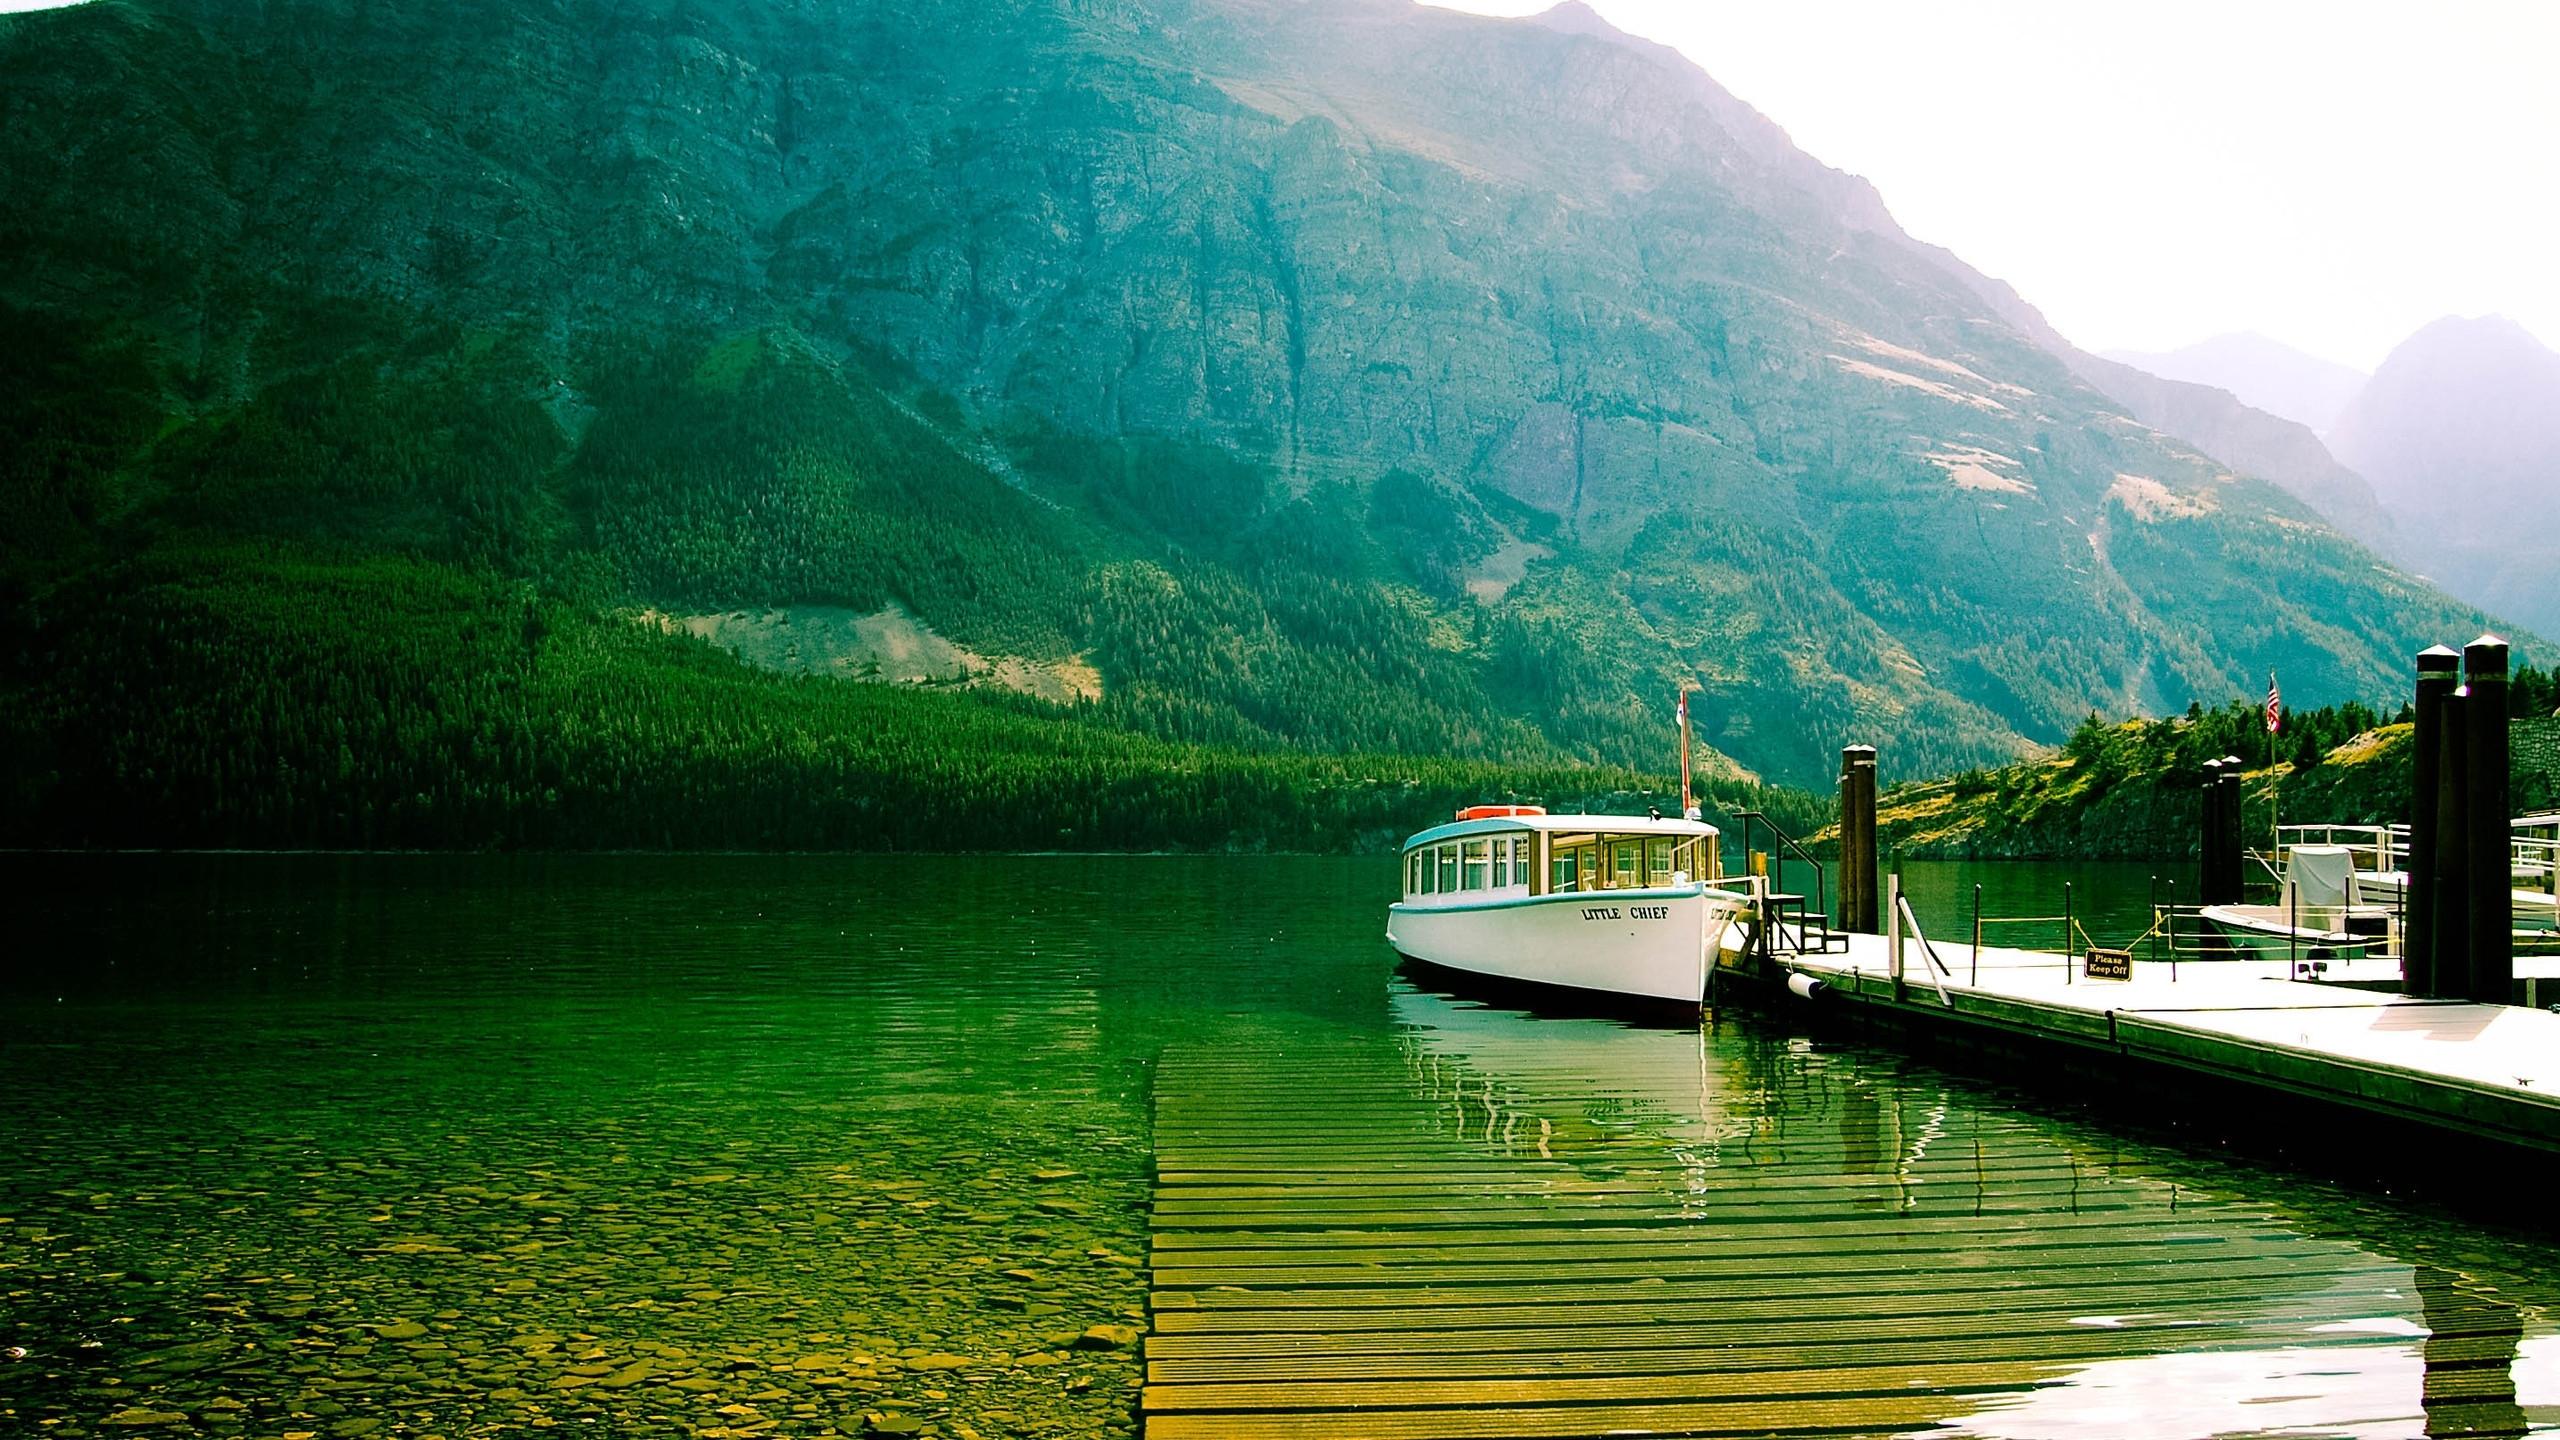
top-left (2331, 315), bottom-right (2560, 640)
top-left (0, 0), bottom-right (2510, 792)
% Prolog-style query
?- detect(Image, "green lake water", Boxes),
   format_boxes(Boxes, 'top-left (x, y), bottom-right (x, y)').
top-left (1, 853), bottom-right (2554, 1439)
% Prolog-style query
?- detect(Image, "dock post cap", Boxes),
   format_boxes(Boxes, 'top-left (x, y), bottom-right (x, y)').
top-left (2417, 645), bottom-right (2461, 671)
top-left (2464, 635), bottom-right (2510, 676)
top-left (2221, 754), bottom-right (2245, 766)
top-left (1841, 743), bottom-right (1877, 758)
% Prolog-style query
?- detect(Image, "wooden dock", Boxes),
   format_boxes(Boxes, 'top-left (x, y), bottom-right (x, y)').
top-left (1753, 932), bottom-right (2560, 1155)
top-left (1141, 1004), bottom-right (2549, 1438)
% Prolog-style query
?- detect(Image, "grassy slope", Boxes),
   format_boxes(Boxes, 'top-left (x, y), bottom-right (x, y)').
top-left (1856, 713), bottom-right (2560, 861)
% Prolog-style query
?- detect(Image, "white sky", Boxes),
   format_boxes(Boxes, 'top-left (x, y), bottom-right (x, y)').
top-left (1440, 1), bottom-right (2560, 371)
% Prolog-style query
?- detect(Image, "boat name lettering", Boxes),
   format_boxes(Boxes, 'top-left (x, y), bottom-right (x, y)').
top-left (1577, 904), bottom-right (1670, 921)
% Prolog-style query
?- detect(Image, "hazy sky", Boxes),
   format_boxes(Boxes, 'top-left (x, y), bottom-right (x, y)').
top-left (1441, 1), bottom-right (2560, 371)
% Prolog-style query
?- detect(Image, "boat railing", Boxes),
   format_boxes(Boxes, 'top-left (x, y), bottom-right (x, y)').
top-left (2276, 822), bottom-right (2403, 877)
top-left (2274, 821), bottom-right (2560, 893)
top-left (2514, 833), bottom-right (2560, 892)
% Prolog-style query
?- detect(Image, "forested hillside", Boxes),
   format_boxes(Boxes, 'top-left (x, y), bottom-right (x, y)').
top-left (3, 542), bottom-right (1825, 850)
top-left (0, 0), bottom-right (2518, 848)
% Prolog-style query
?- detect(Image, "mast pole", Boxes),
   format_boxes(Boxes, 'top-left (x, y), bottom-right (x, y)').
top-left (1677, 682), bottom-right (1696, 820)
top-left (2267, 671), bottom-right (2281, 853)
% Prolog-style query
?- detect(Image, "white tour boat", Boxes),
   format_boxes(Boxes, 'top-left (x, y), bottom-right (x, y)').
top-left (1386, 805), bottom-right (1753, 1008)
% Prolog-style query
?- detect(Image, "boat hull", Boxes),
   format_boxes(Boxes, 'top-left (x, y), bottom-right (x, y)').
top-left (2350, 872), bottom-right (2560, 933)
top-left (1386, 884), bottom-right (1746, 1005)
top-left (2198, 905), bottom-right (2378, 963)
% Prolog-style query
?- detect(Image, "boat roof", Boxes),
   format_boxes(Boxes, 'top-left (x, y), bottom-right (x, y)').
top-left (1400, 813), bottom-right (1717, 851)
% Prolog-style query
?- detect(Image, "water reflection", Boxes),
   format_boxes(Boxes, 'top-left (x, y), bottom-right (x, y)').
top-left (1386, 979), bottom-right (2560, 1438)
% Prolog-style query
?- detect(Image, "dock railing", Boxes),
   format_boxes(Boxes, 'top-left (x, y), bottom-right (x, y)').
top-left (1950, 877), bottom-right (2247, 984)
top-left (1921, 866), bottom-right (2560, 995)
top-left (1885, 877), bottom-right (1953, 1006)
top-left (1733, 809), bottom-right (1831, 927)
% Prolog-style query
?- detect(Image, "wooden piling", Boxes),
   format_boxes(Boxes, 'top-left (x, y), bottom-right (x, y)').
top-left (2407, 646), bottom-right (2461, 998)
top-left (2434, 686), bottom-right (2473, 991)
top-left (1840, 746), bottom-right (1878, 935)
top-left (2200, 759), bottom-right (2225, 904)
top-left (2217, 759), bottom-right (2247, 903)
top-left (2201, 759), bottom-right (2244, 906)
top-left (2463, 636), bottom-right (2512, 1005)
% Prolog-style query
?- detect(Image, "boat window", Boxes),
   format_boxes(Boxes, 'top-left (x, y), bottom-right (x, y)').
top-left (1406, 852), bottom-right (1421, 896)
top-left (1491, 835), bottom-right (1510, 887)
top-left (1648, 838), bottom-right (1674, 882)
top-left (1512, 838), bottom-right (1531, 887)
top-left (1437, 845), bottom-right (1458, 894)
top-left (1550, 836), bottom-right (1594, 892)
top-left (1611, 839), bottom-right (1641, 888)
top-left (1462, 839), bottom-right (1491, 891)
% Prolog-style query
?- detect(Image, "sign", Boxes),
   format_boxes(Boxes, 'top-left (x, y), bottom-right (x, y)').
top-left (2083, 948), bottom-right (2133, 981)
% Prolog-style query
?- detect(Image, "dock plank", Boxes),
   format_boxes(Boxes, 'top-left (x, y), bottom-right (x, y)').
top-left (1143, 1026), bottom-right (2461, 1439)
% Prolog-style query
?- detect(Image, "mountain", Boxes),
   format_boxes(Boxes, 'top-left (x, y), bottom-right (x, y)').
top-left (2330, 315), bottom-right (2560, 639)
top-left (1926, 272), bottom-right (2396, 549)
top-left (0, 0), bottom-right (2514, 842)
top-left (2060, 351), bottom-right (2395, 548)
top-left (2101, 334), bottom-right (2369, 436)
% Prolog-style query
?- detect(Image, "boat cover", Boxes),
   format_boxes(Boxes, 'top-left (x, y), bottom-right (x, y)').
top-left (2286, 844), bottom-right (2356, 911)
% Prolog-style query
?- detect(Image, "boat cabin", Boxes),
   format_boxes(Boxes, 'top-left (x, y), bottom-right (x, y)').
top-left (1398, 807), bottom-right (1720, 907)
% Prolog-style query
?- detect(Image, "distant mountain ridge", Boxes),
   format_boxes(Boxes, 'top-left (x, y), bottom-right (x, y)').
top-left (2101, 334), bottom-right (2369, 435)
top-left (1914, 263), bottom-right (2398, 551)
top-left (2330, 315), bottom-right (2560, 639)
top-left (0, 0), bottom-right (2514, 804)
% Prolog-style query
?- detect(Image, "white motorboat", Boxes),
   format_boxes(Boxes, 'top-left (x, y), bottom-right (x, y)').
top-left (2268, 821), bottom-right (2560, 937)
top-left (1386, 805), bottom-right (1753, 1008)
top-left (2198, 843), bottom-right (2390, 962)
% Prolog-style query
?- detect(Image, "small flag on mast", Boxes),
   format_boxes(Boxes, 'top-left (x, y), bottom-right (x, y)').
top-left (1676, 686), bottom-right (1696, 821)
top-left (2265, 673), bottom-right (2281, 734)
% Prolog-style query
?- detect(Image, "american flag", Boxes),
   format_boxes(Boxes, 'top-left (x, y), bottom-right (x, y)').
top-left (2265, 673), bottom-right (2281, 734)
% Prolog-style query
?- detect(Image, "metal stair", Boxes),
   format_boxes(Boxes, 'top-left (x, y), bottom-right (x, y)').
top-left (1734, 810), bottom-right (1850, 957)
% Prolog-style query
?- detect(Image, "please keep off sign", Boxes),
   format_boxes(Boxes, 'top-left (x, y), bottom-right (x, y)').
top-left (2083, 948), bottom-right (2133, 981)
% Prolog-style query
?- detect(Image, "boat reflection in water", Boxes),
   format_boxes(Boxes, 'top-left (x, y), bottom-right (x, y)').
top-left (1375, 979), bottom-right (2557, 1440)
